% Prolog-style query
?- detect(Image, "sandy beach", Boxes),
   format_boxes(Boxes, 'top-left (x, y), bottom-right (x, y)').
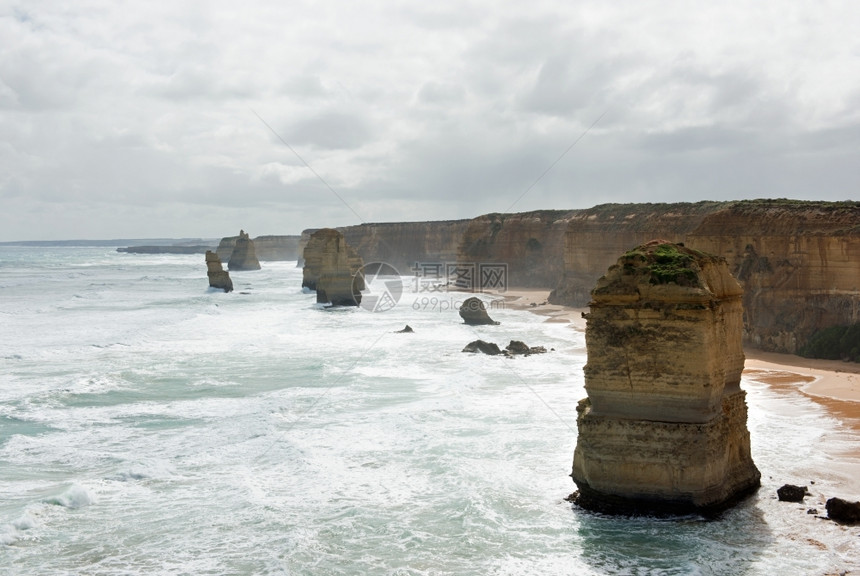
top-left (499, 288), bottom-right (860, 418)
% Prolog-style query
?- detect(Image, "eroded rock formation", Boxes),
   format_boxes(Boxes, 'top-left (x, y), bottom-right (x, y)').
top-left (205, 251), bottom-right (233, 293)
top-left (302, 228), bottom-right (365, 306)
top-left (571, 241), bottom-right (760, 514)
top-left (459, 297), bottom-right (500, 325)
top-left (227, 230), bottom-right (261, 271)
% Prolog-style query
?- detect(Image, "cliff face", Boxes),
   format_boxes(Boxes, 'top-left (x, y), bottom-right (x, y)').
top-left (548, 202), bottom-right (727, 305)
top-left (686, 202), bottom-right (860, 353)
top-left (302, 228), bottom-right (365, 306)
top-left (341, 220), bottom-right (471, 275)
top-left (217, 235), bottom-right (300, 261)
top-left (456, 210), bottom-right (573, 288)
top-left (549, 200), bottom-right (860, 354)
top-left (571, 242), bottom-right (760, 514)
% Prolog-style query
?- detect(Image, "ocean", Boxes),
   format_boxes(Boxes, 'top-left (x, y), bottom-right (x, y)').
top-left (1, 246), bottom-right (858, 575)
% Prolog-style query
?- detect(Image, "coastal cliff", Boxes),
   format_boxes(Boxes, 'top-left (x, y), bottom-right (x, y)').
top-left (571, 242), bottom-right (760, 514)
top-left (456, 210), bottom-right (573, 288)
top-left (548, 200), bottom-right (860, 353)
top-left (217, 234), bottom-right (300, 261)
top-left (686, 201), bottom-right (860, 353)
top-left (342, 220), bottom-right (471, 275)
top-left (547, 202), bottom-right (727, 305)
top-left (287, 199), bottom-right (858, 354)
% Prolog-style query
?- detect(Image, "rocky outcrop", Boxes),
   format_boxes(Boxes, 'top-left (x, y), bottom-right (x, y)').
top-left (205, 251), bottom-right (233, 292)
top-left (826, 497), bottom-right (860, 524)
top-left (226, 230), bottom-right (261, 271)
top-left (462, 340), bottom-right (503, 355)
top-left (571, 241), bottom-right (760, 515)
top-left (777, 484), bottom-right (808, 502)
top-left (462, 339), bottom-right (548, 356)
top-left (459, 297), bottom-right (500, 325)
top-left (302, 228), bottom-right (365, 306)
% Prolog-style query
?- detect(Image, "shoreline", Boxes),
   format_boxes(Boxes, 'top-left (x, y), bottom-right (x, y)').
top-left (497, 288), bottom-right (860, 416)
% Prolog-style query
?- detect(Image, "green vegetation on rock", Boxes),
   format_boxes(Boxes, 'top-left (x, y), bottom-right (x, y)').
top-left (798, 324), bottom-right (860, 363)
top-left (621, 243), bottom-right (702, 286)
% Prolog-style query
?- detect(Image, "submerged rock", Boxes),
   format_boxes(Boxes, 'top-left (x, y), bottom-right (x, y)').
top-left (571, 241), bottom-right (760, 515)
top-left (205, 251), bottom-right (233, 293)
top-left (458, 297), bottom-right (499, 325)
top-left (826, 497), bottom-right (860, 524)
top-left (777, 484), bottom-right (808, 502)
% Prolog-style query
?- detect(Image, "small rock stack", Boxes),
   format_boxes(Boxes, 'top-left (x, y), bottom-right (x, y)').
top-left (205, 251), bottom-right (233, 293)
top-left (571, 241), bottom-right (760, 514)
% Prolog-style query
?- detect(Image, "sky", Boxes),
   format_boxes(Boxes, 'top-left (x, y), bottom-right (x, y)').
top-left (1, 1), bottom-right (859, 241)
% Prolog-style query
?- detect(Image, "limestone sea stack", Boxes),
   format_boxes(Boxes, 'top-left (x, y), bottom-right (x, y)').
top-left (571, 241), bottom-right (760, 515)
top-left (302, 228), bottom-right (365, 306)
top-left (205, 251), bottom-right (233, 292)
top-left (227, 230), bottom-right (261, 271)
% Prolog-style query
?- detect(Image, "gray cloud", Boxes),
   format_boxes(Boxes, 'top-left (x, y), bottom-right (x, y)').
top-left (0, 0), bottom-right (858, 240)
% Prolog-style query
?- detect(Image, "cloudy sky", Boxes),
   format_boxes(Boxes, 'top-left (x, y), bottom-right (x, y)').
top-left (1, 1), bottom-right (858, 240)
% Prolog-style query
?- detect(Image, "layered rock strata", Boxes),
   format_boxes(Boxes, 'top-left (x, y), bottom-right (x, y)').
top-left (549, 200), bottom-right (860, 354)
top-left (685, 201), bottom-right (860, 353)
top-left (302, 228), bottom-right (365, 306)
top-left (571, 241), bottom-right (760, 514)
top-left (205, 251), bottom-right (233, 293)
top-left (227, 230), bottom-right (262, 271)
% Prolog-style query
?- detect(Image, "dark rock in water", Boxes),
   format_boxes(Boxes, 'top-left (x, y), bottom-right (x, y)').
top-left (459, 297), bottom-right (499, 325)
top-left (826, 497), bottom-right (860, 524)
top-left (228, 230), bottom-right (262, 271)
top-left (777, 484), bottom-right (808, 502)
top-left (396, 325), bottom-right (414, 333)
top-left (205, 251), bottom-right (233, 293)
top-left (462, 340), bottom-right (502, 355)
top-left (505, 340), bottom-right (548, 356)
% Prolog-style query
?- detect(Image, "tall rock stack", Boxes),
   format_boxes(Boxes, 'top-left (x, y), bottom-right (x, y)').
top-left (227, 230), bottom-right (262, 271)
top-left (571, 241), bottom-right (760, 515)
top-left (205, 251), bottom-right (233, 292)
top-left (302, 228), bottom-right (365, 306)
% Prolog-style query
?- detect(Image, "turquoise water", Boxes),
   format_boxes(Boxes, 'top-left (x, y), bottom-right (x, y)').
top-left (0, 247), bottom-right (858, 575)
